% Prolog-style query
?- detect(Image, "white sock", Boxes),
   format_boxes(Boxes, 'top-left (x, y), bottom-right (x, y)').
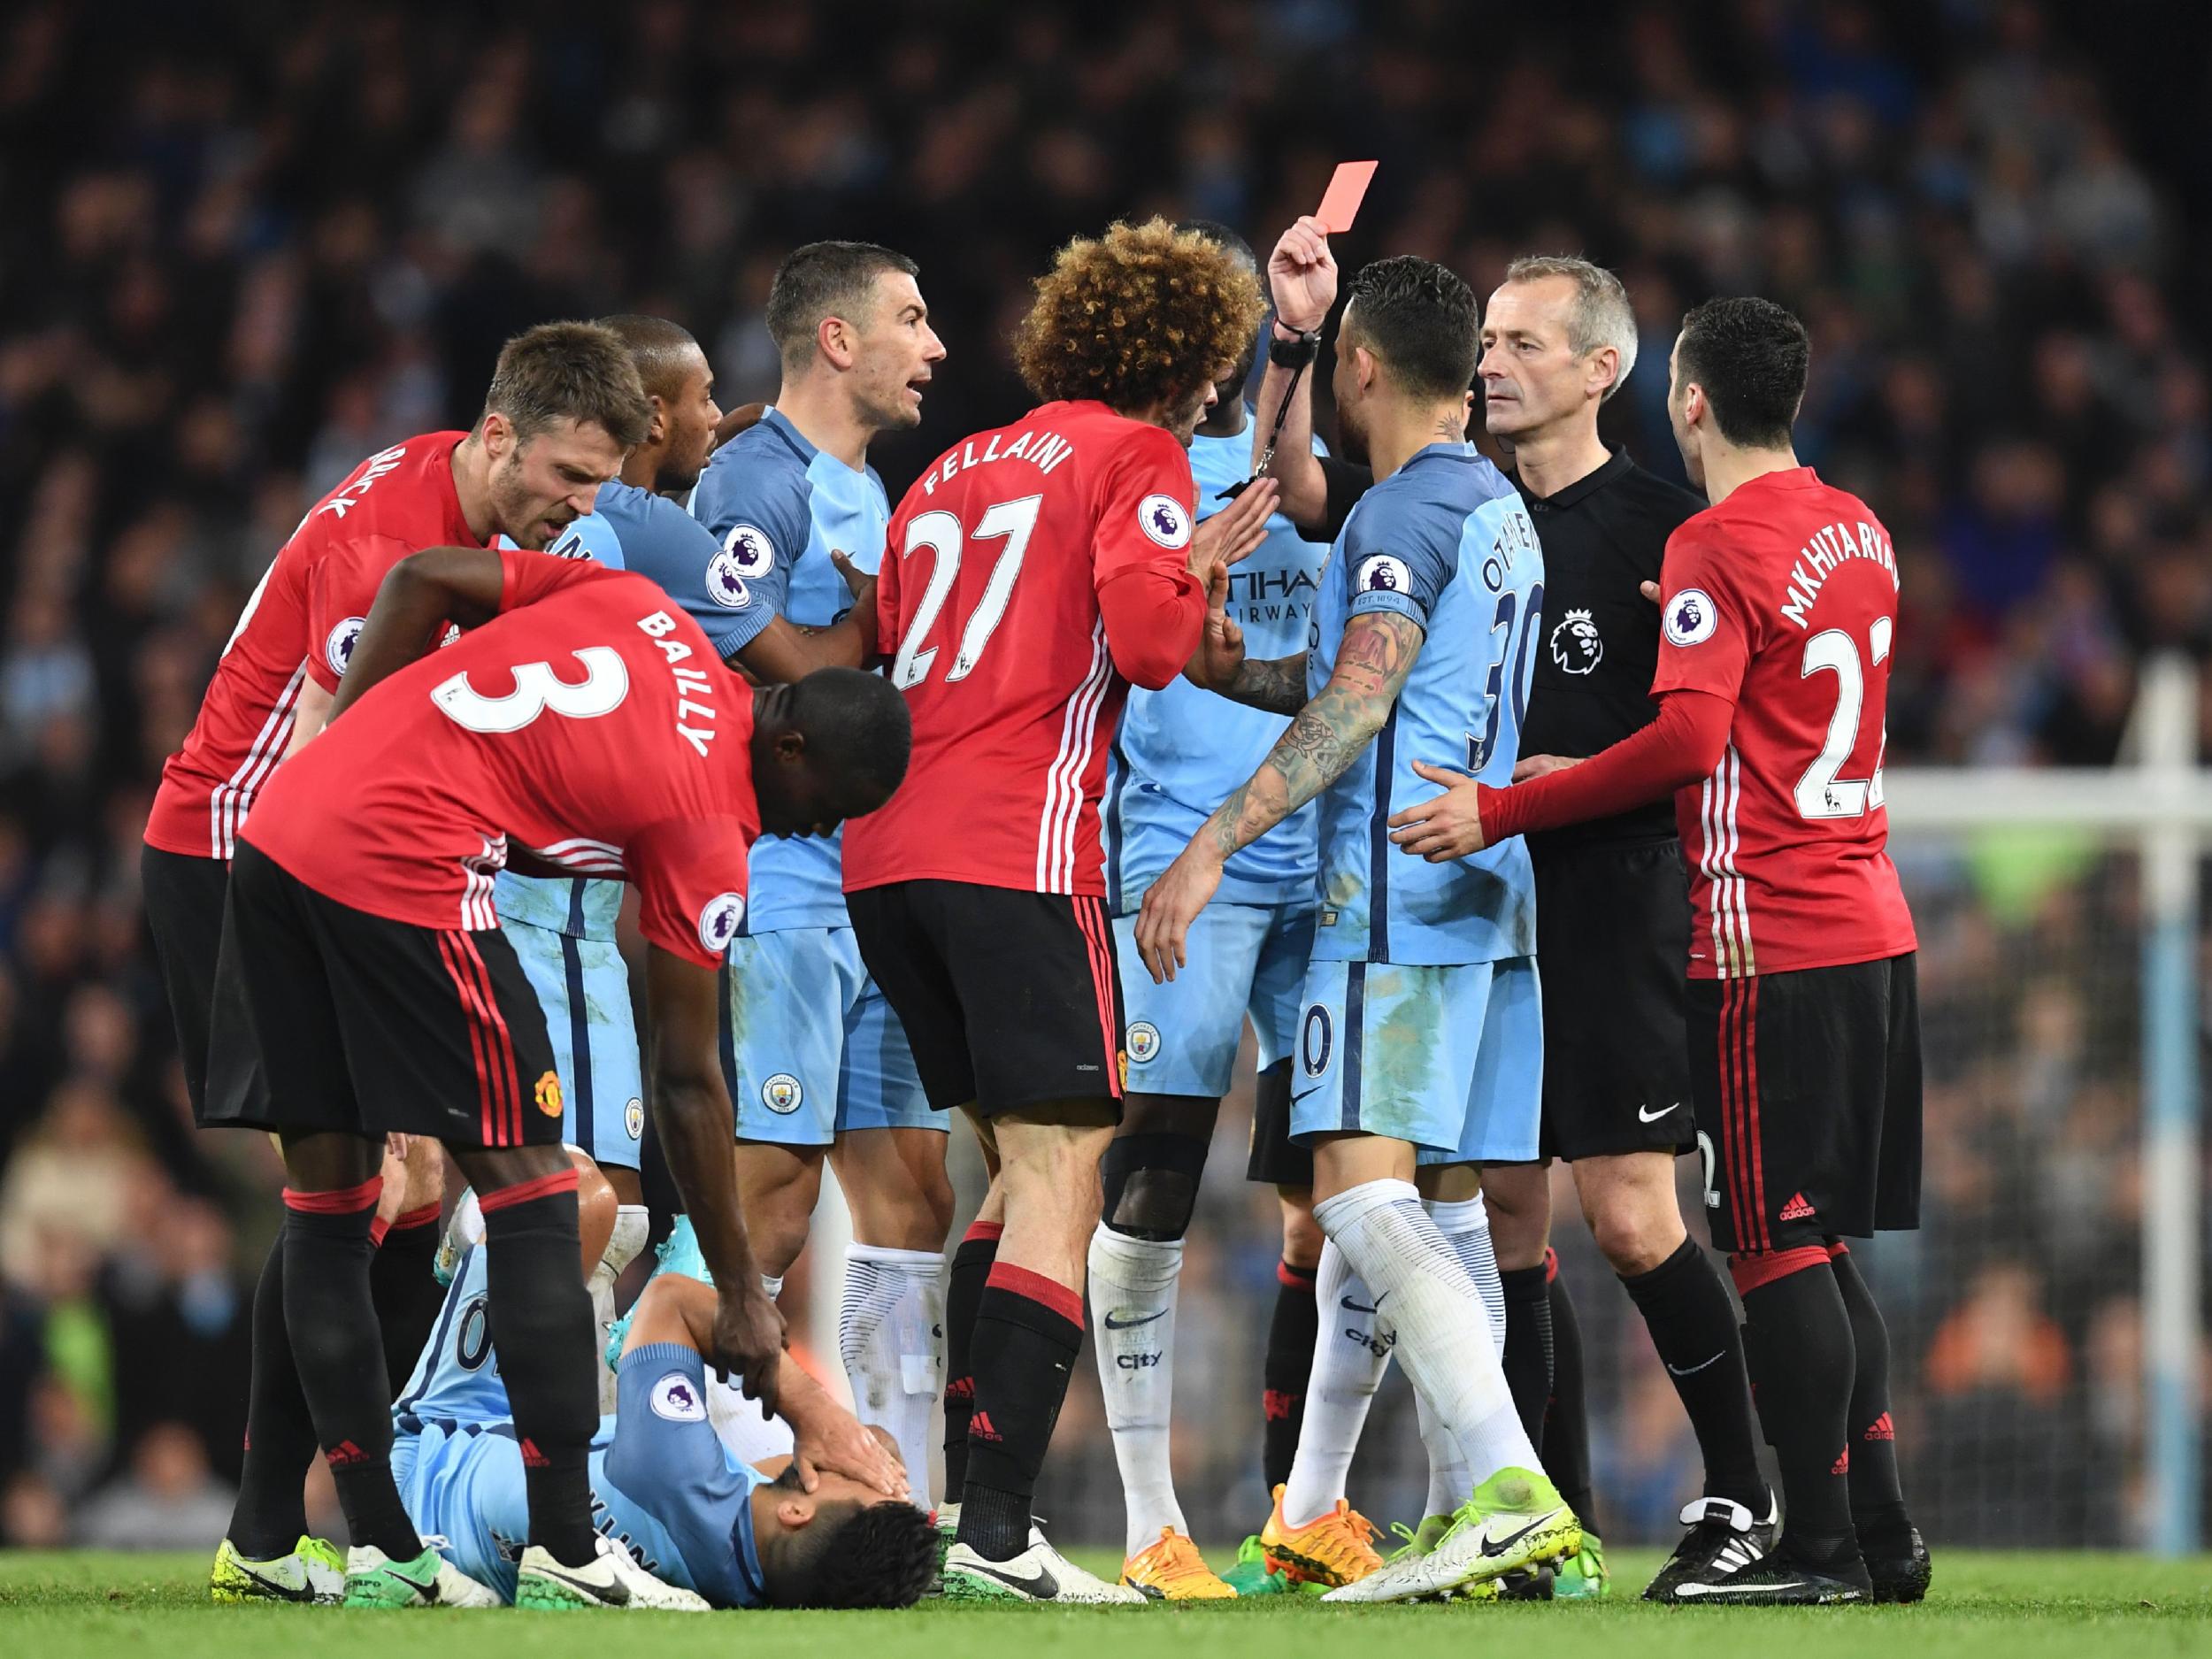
top-left (1315, 1179), bottom-right (1535, 1491)
top-left (708, 1371), bottom-right (796, 1464)
top-left (588, 1205), bottom-right (651, 1413)
top-left (1279, 1238), bottom-right (1391, 1526)
top-left (839, 1241), bottom-right (946, 1511)
top-left (1087, 1223), bottom-right (1187, 1556)
top-left (760, 1272), bottom-right (784, 1302)
top-left (1413, 1194), bottom-right (1503, 1514)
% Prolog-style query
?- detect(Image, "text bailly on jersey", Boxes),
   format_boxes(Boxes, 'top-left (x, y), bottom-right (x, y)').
top-left (1652, 467), bottom-right (1916, 978)
top-left (144, 433), bottom-right (480, 861)
top-left (240, 552), bottom-right (760, 967)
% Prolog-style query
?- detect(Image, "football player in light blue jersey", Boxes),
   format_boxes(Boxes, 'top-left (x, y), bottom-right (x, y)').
top-left (393, 1156), bottom-right (937, 1609)
top-left (1136, 257), bottom-right (1578, 1604)
top-left (643, 246), bottom-right (954, 1502)
top-left (1085, 222), bottom-right (1334, 1599)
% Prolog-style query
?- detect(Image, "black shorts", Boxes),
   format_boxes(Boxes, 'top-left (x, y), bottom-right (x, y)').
top-left (141, 843), bottom-right (267, 1125)
top-left (1533, 838), bottom-right (1695, 1161)
top-left (846, 879), bottom-right (1124, 1118)
top-left (1245, 1060), bottom-right (1313, 1187)
top-left (1686, 952), bottom-right (1922, 1255)
top-left (209, 841), bottom-right (562, 1148)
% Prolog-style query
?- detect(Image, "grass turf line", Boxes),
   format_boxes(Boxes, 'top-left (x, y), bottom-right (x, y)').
top-left (5, 1548), bottom-right (2212, 1659)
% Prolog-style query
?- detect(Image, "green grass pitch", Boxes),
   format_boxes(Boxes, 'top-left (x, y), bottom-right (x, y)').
top-left (8, 1548), bottom-right (2212, 1659)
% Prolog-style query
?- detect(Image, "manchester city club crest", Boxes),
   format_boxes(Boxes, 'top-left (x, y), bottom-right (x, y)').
top-left (624, 1097), bottom-right (644, 1141)
top-left (1127, 1021), bottom-right (1161, 1064)
top-left (762, 1073), bottom-right (803, 1114)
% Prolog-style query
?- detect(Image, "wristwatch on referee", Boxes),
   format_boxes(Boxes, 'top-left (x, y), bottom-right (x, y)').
top-left (1268, 320), bottom-right (1322, 368)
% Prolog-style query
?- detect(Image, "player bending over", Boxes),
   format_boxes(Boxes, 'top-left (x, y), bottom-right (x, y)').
top-left (208, 540), bottom-right (909, 1609)
top-left (1139, 255), bottom-right (1571, 1605)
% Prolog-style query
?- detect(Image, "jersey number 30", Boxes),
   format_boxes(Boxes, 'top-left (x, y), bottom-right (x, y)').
top-left (432, 648), bottom-right (631, 733)
top-left (891, 495), bottom-right (1045, 689)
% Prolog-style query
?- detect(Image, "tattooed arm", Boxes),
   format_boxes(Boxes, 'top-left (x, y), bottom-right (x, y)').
top-left (1135, 611), bottom-right (1423, 982)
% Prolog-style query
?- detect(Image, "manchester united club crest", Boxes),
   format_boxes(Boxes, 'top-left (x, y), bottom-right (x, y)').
top-left (534, 1071), bottom-right (565, 1118)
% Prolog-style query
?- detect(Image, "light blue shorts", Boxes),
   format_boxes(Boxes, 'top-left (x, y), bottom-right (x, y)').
top-left (722, 926), bottom-right (935, 1148)
top-left (1290, 956), bottom-right (1542, 1164)
top-left (1111, 902), bottom-right (1313, 1098)
top-left (504, 915), bottom-right (644, 1169)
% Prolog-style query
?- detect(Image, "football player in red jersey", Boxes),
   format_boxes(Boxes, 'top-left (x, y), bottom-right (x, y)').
top-left (1388, 297), bottom-right (1927, 1606)
top-left (168, 324), bottom-right (653, 1608)
top-left (831, 219), bottom-right (1274, 1601)
top-left (210, 541), bottom-right (910, 1609)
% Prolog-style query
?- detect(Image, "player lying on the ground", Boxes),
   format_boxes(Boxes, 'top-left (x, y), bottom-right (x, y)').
top-left (394, 1156), bottom-right (934, 1609)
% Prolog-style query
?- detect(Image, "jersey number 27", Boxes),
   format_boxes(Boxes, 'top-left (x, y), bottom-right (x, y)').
top-left (890, 495), bottom-right (1044, 689)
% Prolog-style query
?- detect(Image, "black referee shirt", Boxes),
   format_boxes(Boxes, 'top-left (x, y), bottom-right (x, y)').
top-left (1515, 449), bottom-right (1705, 851)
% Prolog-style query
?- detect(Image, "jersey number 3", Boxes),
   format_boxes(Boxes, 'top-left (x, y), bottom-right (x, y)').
top-left (891, 495), bottom-right (1044, 689)
top-left (432, 648), bottom-right (631, 733)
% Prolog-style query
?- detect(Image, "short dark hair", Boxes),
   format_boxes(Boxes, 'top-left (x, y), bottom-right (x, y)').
top-left (594, 314), bottom-right (703, 402)
top-left (480, 321), bottom-right (652, 449)
top-left (768, 1500), bottom-right (939, 1609)
top-left (790, 668), bottom-right (910, 806)
top-left (1673, 296), bottom-right (1809, 449)
top-left (765, 242), bottom-right (919, 369)
top-left (1342, 257), bottom-right (1481, 400)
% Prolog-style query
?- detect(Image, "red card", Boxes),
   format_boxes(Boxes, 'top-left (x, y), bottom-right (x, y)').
top-left (1316, 161), bottom-right (1378, 234)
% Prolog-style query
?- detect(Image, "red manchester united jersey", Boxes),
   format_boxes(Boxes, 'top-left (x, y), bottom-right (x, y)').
top-left (842, 400), bottom-right (1203, 895)
top-left (1652, 467), bottom-right (1917, 979)
top-left (144, 433), bottom-right (479, 860)
top-left (241, 554), bottom-right (759, 967)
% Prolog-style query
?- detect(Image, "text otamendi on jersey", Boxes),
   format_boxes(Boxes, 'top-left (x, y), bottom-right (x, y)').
top-left (918, 427), bottom-right (1075, 495)
top-left (637, 610), bottom-right (720, 757)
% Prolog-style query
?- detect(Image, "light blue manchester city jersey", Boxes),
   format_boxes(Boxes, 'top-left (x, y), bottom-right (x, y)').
top-left (1104, 422), bottom-right (1332, 910)
top-left (687, 411), bottom-right (888, 933)
top-left (1308, 442), bottom-right (1543, 966)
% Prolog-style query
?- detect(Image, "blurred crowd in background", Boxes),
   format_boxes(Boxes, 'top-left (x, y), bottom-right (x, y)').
top-left (2, 0), bottom-right (2205, 1550)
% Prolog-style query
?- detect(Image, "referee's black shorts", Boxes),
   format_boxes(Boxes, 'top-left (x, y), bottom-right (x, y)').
top-left (1532, 836), bottom-right (1695, 1162)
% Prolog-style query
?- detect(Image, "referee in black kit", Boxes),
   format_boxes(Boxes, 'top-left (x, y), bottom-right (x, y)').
top-left (1253, 219), bottom-right (1773, 1601)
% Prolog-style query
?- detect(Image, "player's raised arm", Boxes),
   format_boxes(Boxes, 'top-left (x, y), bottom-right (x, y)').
top-left (641, 943), bottom-right (786, 1411)
top-left (1254, 218), bottom-right (1337, 530)
top-left (1137, 607), bottom-right (1422, 982)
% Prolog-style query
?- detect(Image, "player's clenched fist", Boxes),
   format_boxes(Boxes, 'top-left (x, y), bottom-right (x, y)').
top-left (710, 1279), bottom-right (787, 1416)
top-left (1268, 216), bottom-right (1339, 333)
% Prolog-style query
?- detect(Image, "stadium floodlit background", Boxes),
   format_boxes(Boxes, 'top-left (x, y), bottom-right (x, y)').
top-left (2, 0), bottom-right (2207, 1560)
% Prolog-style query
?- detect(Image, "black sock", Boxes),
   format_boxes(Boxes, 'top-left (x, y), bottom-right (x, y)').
top-left (1499, 1263), bottom-right (1555, 1448)
top-left (227, 1224), bottom-right (319, 1557)
top-left (1542, 1257), bottom-right (1597, 1534)
top-left (956, 1267), bottom-right (1082, 1561)
top-left (370, 1203), bottom-right (446, 1396)
top-left (1262, 1259), bottom-right (1318, 1491)
top-left (281, 1182), bottom-right (419, 1560)
top-left (480, 1176), bottom-right (598, 1568)
top-left (1738, 1252), bottom-right (1858, 1565)
top-left (1829, 1248), bottom-right (1908, 1536)
top-left (1620, 1236), bottom-right (1768, 1514)
top-left (943, 1224), bottom-right (1000, 1501)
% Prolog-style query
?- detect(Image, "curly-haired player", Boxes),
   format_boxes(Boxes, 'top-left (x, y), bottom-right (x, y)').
top-left (772, 217), bottom-right (1271, 1601)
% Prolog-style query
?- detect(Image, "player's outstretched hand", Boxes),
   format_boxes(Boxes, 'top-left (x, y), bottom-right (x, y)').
top-left (1189, 475), bottom-right (1278, 578)
top-left (1185, 563), bottom-right (1247, 691)
top-left (710, 1279), bottom-right (787, 1417)
top-left (1512, 753), bottom-right (1583, 782)
top-left (1269, 216), bottom-right (1339, 333)
top-left (1134, 843), bottom-right (1225, 983)
top-left (829, 548), bottom-right (876, 608)
top-left (1387, 760), bottom-right (1489, 861)
top-left (792, 1404), bottom-right (910, 1502)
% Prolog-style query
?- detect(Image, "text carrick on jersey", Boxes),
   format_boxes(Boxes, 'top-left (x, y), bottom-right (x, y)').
top-left (1651, 467), bottom-right (1917, 979)
top-left (1311, 442), bottom-right (1543, 965)
top-left (240, 554), bottom-right (760, 966)
top-left (843, 399), bottom-right (1205, 896)
top-left (144, 433), bottom-right (479, 860)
